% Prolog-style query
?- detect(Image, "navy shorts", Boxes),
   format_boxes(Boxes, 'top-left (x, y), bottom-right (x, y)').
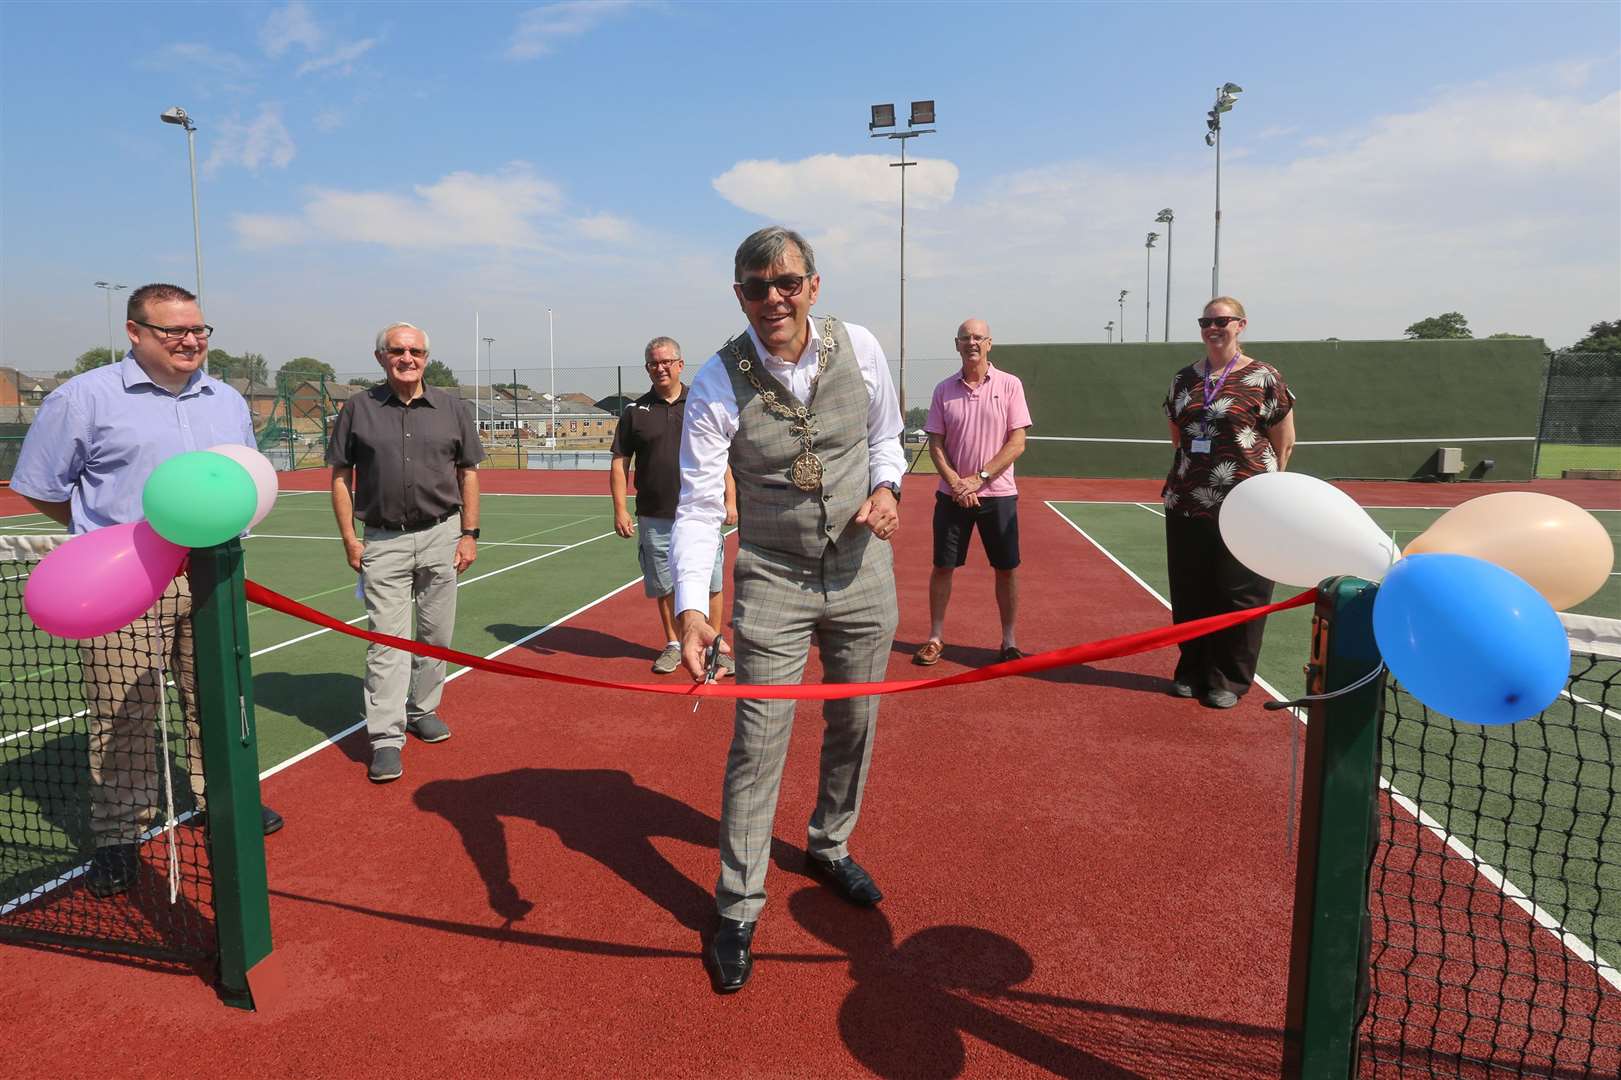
top-left (932, 492), bottom-right (1020, 570)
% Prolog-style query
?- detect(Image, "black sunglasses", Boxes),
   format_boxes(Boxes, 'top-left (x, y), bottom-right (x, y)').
top-left (736, 274), bottom-right (807, 302)
top-left (1197, 315), bottom-right (1243, 329)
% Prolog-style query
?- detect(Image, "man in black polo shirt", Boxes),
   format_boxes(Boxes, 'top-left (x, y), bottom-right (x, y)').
top-left (328, 321), bottom-right (484, 782)
top-left (610, 336), bottom-right (735, 675)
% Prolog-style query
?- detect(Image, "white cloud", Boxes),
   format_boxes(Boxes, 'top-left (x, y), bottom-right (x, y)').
top-left (140, 42), bottom-right (254, 75)
top-left (297, 38), bottom-right (378, 77)
top-left (575, 213), bottom-right (635, 244)
top-left (313, 107), bottom-right (345, 132)
top-left (233, 164), bottom-right (579, 251)
top-left (507, 1), bottom-right (637, 60)
top-left (260, 1), bottom-right (324, 58)
top-left (203, 105), bottom-right (296, 175)
top-left (707, 78), bottom-right (1618, 350)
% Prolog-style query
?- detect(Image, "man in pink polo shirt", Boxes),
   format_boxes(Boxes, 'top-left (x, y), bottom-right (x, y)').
top-left (914, 318), bottom-right (1032, 666)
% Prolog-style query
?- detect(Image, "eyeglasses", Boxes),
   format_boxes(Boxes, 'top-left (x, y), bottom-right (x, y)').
top-left (955, 335), bottom-right (990, 345)
top-left (645, 359), bottom-right (681, 370)
top-left (134, 320), bottom-right (213, 341)
top-left (384, 346), bottom-right (428, 359)
top-left (736, 275), bottom-right (808, 302)
top-left (1197, 316), bottom-right (1243, 329)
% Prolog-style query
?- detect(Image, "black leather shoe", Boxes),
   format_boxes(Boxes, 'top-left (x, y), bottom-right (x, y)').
top-left (806, 855), bottom-right (883, 906)
top-left (85, 843), bottom-right (139, 898)
top-left (708, 917), bottom-right (756, 993)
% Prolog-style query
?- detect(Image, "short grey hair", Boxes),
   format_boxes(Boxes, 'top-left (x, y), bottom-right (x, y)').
top-left (734, 226), bottom-right (816, 281)
top-left (644, 336), bottom-right (682, 364)
top-left (375, 322), bottom-right (430, 355)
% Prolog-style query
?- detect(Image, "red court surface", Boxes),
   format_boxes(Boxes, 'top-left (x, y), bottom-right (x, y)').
top-left (4, 473), bottom-right (1617, 1079)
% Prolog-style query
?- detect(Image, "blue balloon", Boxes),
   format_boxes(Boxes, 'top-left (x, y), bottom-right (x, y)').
top-left (1373, 553), bottom-right (1570, 726)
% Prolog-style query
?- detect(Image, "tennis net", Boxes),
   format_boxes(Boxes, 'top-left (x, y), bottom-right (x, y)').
top-left (1360, 621), bottom-right (1621, 1076)
top-left (0, 533), bottom-right (217, 967)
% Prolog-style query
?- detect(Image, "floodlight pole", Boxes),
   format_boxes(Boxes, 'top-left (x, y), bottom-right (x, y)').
top-left (548, 308), bottom-right (556, 443)
top-left (1207, 84), bottom-right (1242, 298)
top-left (483, 337), bottom-right (496, 442)
top-left (1144, 233), bottom-right (1159, 343)
top-left (870, 102), bottom-right (936, 420)
top-left (94, 281), bottom-right (127, 363)
top-left (160, 107), bottom-right (206, 373)
top-left (1118, 290), bottom-right (1128, 342)
top-left (1156, 209), bottom-right (1174, 341)
top-left (1105, 321), bottom-right (1114, 343)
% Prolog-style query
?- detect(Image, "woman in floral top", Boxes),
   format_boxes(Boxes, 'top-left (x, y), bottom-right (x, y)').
top-left (1160, 297), bottom-right (1297, 708)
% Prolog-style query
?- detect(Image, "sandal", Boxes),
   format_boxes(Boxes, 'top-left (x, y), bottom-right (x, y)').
top-left (913, 639), bottom-right (944, 666)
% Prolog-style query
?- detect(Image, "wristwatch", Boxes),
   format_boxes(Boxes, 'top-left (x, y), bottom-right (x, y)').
top-left (873, 481), bottom-right (901, 502)
top-left (977, 470), bottom-right (991, 482)
top-left (460, 528), bottom-right (480, 539)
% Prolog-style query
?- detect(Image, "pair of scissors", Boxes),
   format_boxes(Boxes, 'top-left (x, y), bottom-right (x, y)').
top-left (693, 637), bottom-right (727, 714)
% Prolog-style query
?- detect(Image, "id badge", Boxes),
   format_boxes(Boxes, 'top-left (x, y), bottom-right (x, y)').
top-left (1190, 438), bottom-right (1212, 454)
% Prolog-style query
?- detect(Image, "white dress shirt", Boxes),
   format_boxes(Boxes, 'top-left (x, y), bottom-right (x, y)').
top-left (670, 316), bottom-right (905, 616)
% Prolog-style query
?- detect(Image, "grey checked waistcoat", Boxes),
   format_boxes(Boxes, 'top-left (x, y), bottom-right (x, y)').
top-left (721, 317), bottom-right (871, 559)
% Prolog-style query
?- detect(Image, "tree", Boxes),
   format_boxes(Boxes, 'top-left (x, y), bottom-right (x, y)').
top-left (276, 356), bottom-right (337, 394)
top-left (1570, 319), bottom-right (1621, 354)
top-left (207, 349), bottom-right (270, 386)
top-left (493, 381), bottom-right (530, 390)
top-left (1486, 332), bottom-right (1534, 339)
top-left (424, 360), bottom-right (459, 387)
top-left (72, 347), bottom-right (119, 374)
top-left (1403, 312), bottom-right (1472, 339)
top-left (905, 406), bottom-right (928, 431)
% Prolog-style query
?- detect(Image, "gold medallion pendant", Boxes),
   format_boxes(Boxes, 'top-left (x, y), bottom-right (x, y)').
top-left (790, 452), bottom-right (825, 491)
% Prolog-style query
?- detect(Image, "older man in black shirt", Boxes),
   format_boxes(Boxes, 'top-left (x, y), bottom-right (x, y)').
top-left (610, 335), bottom-right (736, 674)
top-left (328, 322), bottom-right (484, 782)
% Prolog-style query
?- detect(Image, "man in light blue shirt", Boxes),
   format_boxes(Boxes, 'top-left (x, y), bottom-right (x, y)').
top-left (11, 282), bottom-right (283, 896)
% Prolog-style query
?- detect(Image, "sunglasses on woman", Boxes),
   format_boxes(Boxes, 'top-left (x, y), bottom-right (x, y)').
top-left (1197, 316), bottom-right (1243, 329)
top-left (736, 274), bottom-right (807, 302)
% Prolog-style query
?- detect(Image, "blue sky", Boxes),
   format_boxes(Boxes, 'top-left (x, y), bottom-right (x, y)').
top-left (2, 1), bottom-right (1617, 388)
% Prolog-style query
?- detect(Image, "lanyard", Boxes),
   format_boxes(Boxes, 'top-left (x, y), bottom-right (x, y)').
top-left (1200, 353), bottom-right (1241, 434)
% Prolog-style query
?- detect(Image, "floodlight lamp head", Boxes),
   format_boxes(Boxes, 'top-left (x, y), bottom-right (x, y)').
top-left (1205, 133), bottom-right (1216, 146)
top-left (1156, 208), bottom-right (1173, 223)
top-left (160, 106), bottom-right (193, 130)
top-left (1222, 82), bottom-right (1243, 95)
top-left (869, 103), bottom-right (896, 131)
top-left (909, 100), bottom-right (935, 126)
top-left (1215, 97), bottom-right (1235, 113)
top-left (1118, 289), bottom-right (1128, 301)
top-left (1146, 232), bottom-right (1159, 246)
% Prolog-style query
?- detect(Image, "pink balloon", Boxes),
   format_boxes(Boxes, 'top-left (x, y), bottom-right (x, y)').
top-left (23, 522), bottom-right (187, 639)
top-left (206, 443), bottom-right (279, 528)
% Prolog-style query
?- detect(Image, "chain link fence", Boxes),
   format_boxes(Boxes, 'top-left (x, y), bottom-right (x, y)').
top-left (1534, 351), bottom-right (1621, 477)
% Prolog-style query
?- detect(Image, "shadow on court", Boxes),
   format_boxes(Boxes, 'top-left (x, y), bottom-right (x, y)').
top-left (415, 767), bottom-right (740, 931)
top-left (889, 637), bottom-right (1179, 695)
top-left (252, 670), bottom-right (367, 765)
top-left (484, 622), bottom-right (660, 662)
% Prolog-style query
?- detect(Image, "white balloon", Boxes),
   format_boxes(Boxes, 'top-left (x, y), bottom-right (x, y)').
top-left (207, 443), bottom-right (279, 528)
top-left (1217, 472), bottom-right (1399, 588)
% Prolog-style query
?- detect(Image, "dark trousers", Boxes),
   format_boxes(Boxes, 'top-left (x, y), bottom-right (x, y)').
top-left (1164, 512), bottom-right (1275, 696)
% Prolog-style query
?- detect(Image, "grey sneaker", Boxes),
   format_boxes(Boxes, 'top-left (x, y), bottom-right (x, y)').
top-left (1203, 689), bottom-right (1240, 709)
top-left (369, 746), bottom-right (404, 783)
top-left (716, 651), bottom-right (736, 677)
top-left (407, 712), bottom-right (452, 743)
top-left (652, 643), bottom-right (683, 675)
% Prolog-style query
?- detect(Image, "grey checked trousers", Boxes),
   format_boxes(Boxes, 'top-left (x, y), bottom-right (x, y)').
top-left (717, 530), bottom-right (898, 921)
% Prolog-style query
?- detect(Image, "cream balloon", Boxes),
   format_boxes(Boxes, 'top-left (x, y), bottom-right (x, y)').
top-left (1218, 472), bottom-right (1400, 588)
top-left (1403, 492), bottom-right (1613, 611)
top-left (206, 443), bottom-right (279, 528)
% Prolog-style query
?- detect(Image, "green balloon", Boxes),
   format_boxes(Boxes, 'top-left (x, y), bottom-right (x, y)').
top-left (142, 451), bottom-right (258, 548)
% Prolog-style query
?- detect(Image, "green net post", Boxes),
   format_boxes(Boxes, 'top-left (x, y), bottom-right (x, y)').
top-left (1283, 576), bottom-right (1386, 1079)
top-left (189, 539), bottom-right (275, 1010)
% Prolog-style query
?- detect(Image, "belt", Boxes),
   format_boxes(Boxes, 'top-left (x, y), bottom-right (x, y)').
top-left (370, 510), bottom-right (456, 533)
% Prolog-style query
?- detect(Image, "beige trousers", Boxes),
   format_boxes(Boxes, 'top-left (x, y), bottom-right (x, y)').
top-left (79, 576), bottom-right (203, 847)
top-left (360, 515), bottom-right (461, 750)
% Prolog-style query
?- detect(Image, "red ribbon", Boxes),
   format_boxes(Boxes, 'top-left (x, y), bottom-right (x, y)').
top-left (244, 580), bottom-right (1315, 702)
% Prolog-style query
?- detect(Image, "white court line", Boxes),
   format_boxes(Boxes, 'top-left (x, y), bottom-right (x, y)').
top-left (246, 533), bottom-right (567, 549)
top-left (1134, 502), bottom-right (1165, 518)
top-left (259, 576), bottom-right (644, 782)
top-left (1043, 499), bottom-right (1621, 994)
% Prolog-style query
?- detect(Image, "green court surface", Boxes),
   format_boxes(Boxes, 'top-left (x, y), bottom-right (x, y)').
top-left (1048, 499), bottom-right (1621, 977)
top-left (1, 492), bottom-right (641, 898)
top-left (1537, 443), bottom-right (1621, 479)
